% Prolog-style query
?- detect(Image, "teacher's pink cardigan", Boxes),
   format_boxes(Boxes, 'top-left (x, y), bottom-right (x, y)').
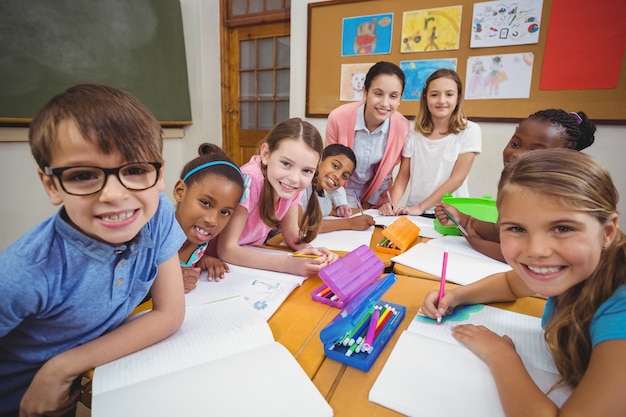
top-left (325, 101), bottom-right (410, 207)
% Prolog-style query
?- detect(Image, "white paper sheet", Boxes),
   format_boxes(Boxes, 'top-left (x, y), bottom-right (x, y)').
top-left (92, 343), bottom-right (333, 417)
top-left (362, 209), bottom-right (443, 238)
top-left (391, 241), bottom-right (511, 285)
top-left (93, 298), bottom-right (274, 395)
top-left (370, 305), bottom-right (571, 416)
top-left (185, 262), bottom-right (304, 320)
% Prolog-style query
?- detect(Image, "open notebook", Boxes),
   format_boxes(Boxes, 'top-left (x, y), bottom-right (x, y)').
top-left (92, 297), bottom-right (332, 417)
top-left (369, 304), bottom-right (571, 417)
top-left (392, 235), bottom-right (512, 285)
top-left (184, 256), bottom-right (306, 320)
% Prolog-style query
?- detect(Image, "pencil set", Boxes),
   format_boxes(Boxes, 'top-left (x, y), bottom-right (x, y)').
top-left (320, 273), bottom-right (406, 371)
top-left (311, 245), bottom-right (384, 308)
top-left (376, 216), bottom-right (420, 255)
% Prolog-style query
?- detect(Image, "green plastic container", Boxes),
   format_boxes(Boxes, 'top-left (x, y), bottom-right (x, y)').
top-left (434, 194), bottom-right (498, 236)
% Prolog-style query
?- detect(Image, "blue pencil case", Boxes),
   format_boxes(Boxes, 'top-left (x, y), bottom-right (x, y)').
top-left (311, 244), bottom-right (384, 308)
top-left (319, 273), bottom-right (406, 372)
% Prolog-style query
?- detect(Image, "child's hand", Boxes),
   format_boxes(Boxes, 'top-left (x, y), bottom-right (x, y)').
top-left (20, 359), bottom-right (81, 417)
top-left (197, 256), bottom-right (230, 282)
top-left (289, 248), bottom-right (339, 276)
top-left (181, 266), bottom-right (201, 293)
top-left (434, 203), bottom-right (454, 226)
top-left (421, 289), bottom-right (458, 322)
top-left (397, 205), bottom-right (424, 216)
top-left (378, 202), bottom-right (396, 216)
top-left (334, 204), bottom-right (352, 218)
top-left (349, 214), bottom-right (375, 230)
top-left (452, 324), bottom-right (517, 365)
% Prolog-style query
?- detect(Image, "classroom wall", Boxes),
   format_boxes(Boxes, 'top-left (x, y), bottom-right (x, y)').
top-left (0, 0), bottom-right (624, 251)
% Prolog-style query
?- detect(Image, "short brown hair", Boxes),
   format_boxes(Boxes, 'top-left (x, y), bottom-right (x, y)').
top-left (29, 84), bottom-right (163, 169)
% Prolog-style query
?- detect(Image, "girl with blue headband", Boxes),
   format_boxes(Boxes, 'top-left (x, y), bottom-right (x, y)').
top-left (173, 143), bottom-right (244, 292)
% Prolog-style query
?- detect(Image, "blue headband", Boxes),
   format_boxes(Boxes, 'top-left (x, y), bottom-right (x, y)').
top-left (182, 161), bottom-right (242, 182)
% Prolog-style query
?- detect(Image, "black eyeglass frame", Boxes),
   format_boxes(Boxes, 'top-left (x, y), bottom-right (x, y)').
top-left (43, 162), bottom-right (162, 196)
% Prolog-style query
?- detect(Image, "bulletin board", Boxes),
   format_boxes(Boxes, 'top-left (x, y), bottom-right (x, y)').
top-left (306, 0), bottom-right (626, 123)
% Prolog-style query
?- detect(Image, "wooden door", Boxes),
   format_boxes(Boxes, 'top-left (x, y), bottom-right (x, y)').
top-left (221, 22), bottom-right (290, 166)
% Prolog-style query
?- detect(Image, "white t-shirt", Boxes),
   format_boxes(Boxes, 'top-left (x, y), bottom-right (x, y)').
top-left (402, 120), bottom-right (482, 211)
top-left (300, 184), bottom-right (333, 217)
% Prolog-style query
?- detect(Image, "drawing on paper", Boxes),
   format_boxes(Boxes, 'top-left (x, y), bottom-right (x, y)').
top-left (471, 0), bottom-right (543, 48)
top-left (415, 304), bottom-right (485, 324)
top-left (400, 58), bottom-right (457, 101)
top-left (465, 52), bottom-right (534, 99)
top-left (400, 6), bottom-right (462, 53)
top-left (244, 279), bottom-right (288, 311)
top-left (341, 13), bottom-right (393, 57)
top-left (339, 63), bottom-right (375, 101)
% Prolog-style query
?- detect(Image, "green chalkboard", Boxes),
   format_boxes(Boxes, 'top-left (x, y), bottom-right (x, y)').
top-left (0, 0), bottom-right (192, 125)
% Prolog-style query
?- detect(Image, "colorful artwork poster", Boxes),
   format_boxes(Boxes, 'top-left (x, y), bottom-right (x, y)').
top-left (339, 63), bottom-right (375, 101)
top-left (400, 59), bottom-right (457, 101)
top-left (465, 53), bottom-right (534, 100)
top-left (400, 6), bottom-right (462, 53)
top-left (471, 0), bottom-right (543, 48)
top-left (341, 13), bottom-right (393, 56)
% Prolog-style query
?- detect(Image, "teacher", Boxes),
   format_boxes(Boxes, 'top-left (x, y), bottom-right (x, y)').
top-left (326, 61), bottom-right (410, 215)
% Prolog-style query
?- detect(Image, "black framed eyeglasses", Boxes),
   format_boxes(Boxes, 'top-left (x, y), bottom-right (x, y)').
top-left (44, 162), bottom-right (162, 196)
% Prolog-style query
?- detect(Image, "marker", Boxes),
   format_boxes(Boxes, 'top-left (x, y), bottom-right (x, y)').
top-left (353, 191), bottom-right (364, 215)
top-left (369, 309), bottom-right (400, 353)
top-left (362, 307), bottom-right (381, 352)
top-left (437, 248), bottom-right (449, 324)
top-left (443, 209), bottom-right (469, 237)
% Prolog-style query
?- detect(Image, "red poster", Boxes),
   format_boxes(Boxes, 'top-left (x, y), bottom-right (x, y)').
top-left (540, 0), bottom-right (626, 90)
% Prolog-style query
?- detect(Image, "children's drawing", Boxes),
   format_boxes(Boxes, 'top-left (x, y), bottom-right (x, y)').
top-left (467, 59), bottom-right (488, 97)
top-left (340, 63), bottom-right (375, 101)
top-left (471, 0), bottom-right (543, 48)
top-left (400, 6), bottom-right (462, 53)
top-left (465, 53), bottom-right (534, 99)
top-left (399, 59), bottom-right (457, 101)
top-left (341, 13), bottom-right (393, 57)
top-left (415, 304), bottom-right (485, 324)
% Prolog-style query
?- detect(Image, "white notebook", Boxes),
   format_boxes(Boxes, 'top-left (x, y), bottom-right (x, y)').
top-left (185, 260), bottom-right (305, 320)
top-left (392, 235), bottom-right (512, 285)
top-left (369, 305), bottom-right (571, 417)
top-left (92, 298), bottom-right (333, 417)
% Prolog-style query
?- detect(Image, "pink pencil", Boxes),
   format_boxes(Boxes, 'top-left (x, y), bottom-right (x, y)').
top-left (437, 248), bottom-right (449, 324)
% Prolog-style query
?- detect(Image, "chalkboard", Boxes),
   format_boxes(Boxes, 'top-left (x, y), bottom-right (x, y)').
top-left (306, 0), bottom-right (626, 123)
top-left (0, 0), bottom-right (192, 126)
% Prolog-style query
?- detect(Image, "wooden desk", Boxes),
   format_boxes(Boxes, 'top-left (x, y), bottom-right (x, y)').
top-left (311, 274), bottom-right (546, 416)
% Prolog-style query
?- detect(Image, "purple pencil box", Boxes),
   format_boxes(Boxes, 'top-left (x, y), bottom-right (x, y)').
top-left (311, 244), bottom-right (384, 308)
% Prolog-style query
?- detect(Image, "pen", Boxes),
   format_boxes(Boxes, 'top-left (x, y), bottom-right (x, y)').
top-left (443, 208), bottom-right (469, 237)
top-left (386, 190), bottom-right (394, 210)
top-left (353, 191), bottom-right (364, 215)
top-left (291, 253), bottom-right (322, 258)
top-left (437, 248), bottom-right (449, 325)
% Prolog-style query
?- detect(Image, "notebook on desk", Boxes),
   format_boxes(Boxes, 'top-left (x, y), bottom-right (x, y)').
top-left (92, 298), bottom-right (333, 417)
top-left (185, 259), bottom-right (306, 320)
top-left (369, 304), bottom-right (571, 417)
top-left (391, 235), bottom-right (512, 285)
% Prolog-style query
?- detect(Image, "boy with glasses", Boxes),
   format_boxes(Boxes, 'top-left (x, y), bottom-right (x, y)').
top-left (0, 85), bottom-right (186, 417)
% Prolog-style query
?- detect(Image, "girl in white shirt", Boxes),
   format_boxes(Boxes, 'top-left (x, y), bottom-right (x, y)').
top-left (379, 68), bottom-right (481, 216)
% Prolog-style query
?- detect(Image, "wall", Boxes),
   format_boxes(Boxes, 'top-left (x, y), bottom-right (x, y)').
top-left (0, 0), bottom-right (624, 251)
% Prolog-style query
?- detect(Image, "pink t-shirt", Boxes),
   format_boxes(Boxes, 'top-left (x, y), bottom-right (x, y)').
top-left (237, 155), bottom-right (303, 246)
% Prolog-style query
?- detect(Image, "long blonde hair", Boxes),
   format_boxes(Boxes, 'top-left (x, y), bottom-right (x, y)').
top-left (258, 118), bottom-right (323, 243)
top-left (497, 148), bottom-right (626, 388)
